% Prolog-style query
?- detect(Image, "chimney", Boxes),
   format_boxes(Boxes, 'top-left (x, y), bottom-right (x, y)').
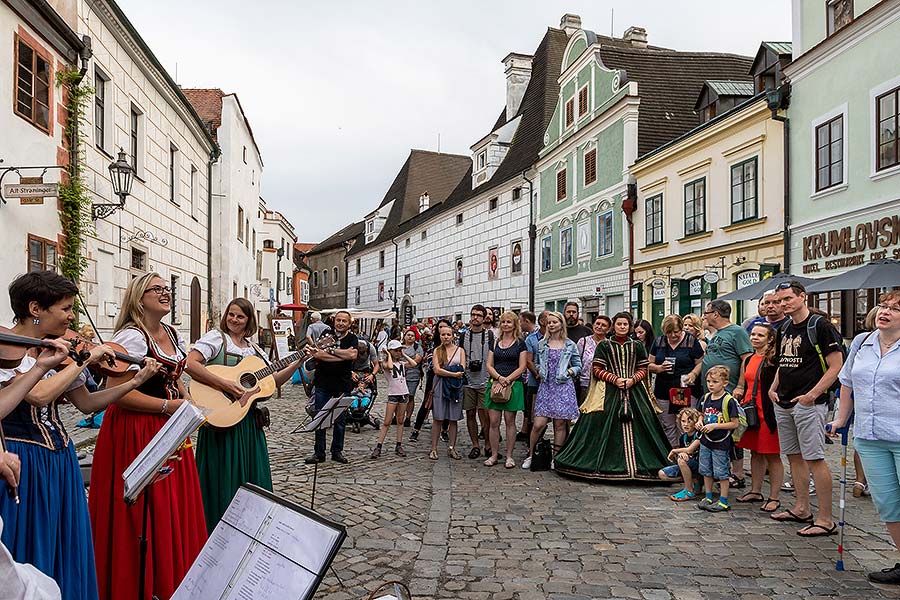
top-left (502, 53), bottom-right (533, 121)
top-left (623, 26), bottom-right (648, 48)
top-left (560, 13), bottom-right (582, 36)
top-left (419, 192), bottom-right (430, 213)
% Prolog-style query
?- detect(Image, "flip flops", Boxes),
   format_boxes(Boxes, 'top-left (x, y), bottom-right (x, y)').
top-left (797, 523), bottom-right (838, 537)
top-left (760, 498), bottom-right (782, 513)
top-left (770, 509), bottom-right (814, 523)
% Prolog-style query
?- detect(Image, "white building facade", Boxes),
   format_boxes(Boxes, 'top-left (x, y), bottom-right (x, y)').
top-left (184, 89), bottom-right (264, 325)
top-left (76, 0), bottom-right (216, 342)
top-left (0, 0), bottom-right (86, 320)
top-left (256, 200), bottom-right (295, 331)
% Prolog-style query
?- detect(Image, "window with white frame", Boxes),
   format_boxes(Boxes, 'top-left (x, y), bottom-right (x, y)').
top-left (332, 266), bottom-right (339, 285)
top-left (597, 211), bottom-right (613, 257)
top-left (190, 165), bottom-right (198, 220)
top-left (577, 84), bottom-right (589, 116)
top-left (815, 114), bottom-right (844, 191)
top-left (169, 143), bottom-right (179, 203)
top-left (94, 68), bottom-right (108, 151)
top-left (826, 0), bottom-right (853, 36)
top-left (559, 226), bottom-right (573, 268)
top-left (683, 178), bottom-right (706, 236)
top-left (565, 97), bottom-right (575, 127)
top-left (456, 213), bottom-right (463, 226)
top-left (237, 206), bottom-right (244, 241)
top-left (322, 269), bottom-right (328, 287)
top-left (584, 148), bottom-right (597, 185)
top-left (731, 158), bottom-right (758, 222)
top-left (556, 168), bottom-right (566, 201)
top-left (512, 187), bottom-right (521, 201)
top-left (130, 104), bottom-right (143, 173)
top-left (489, 197), bottom-right (498, 211)
top-left (540, 235), bottom-right (552, 272)
top-left (876, 85), bottom-right (899, 172)
top-left (355, 258), bottom-right (361, 275)
top-left (379, 250), bottom-right (385, 268)
top-left (477, 150), bottom-right (486, 169)
top-left (645, 194), bottom-right (663, 245)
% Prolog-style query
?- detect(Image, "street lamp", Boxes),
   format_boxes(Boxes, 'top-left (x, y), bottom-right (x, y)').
top-left (92, 148), bottom-right (134, 220)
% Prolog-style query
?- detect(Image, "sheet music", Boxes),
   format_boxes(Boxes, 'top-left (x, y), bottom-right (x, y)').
top-left (123, 401), bottom-right (208, 503)
top-left (299, 396), bottom-right (353, 432)
top-left (225, 546), bottom-right (316, 600)
top-left (172, 486), bottom-right (345, 600)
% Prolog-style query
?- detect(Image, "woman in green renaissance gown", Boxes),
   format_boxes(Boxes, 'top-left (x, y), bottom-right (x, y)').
top-left (186, 298), bottom-right (302, 532)
top-left (554, 312), bottom-right (671, 481)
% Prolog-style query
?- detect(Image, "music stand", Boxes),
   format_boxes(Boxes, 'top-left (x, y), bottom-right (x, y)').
top-left (293, 396), bottom-right (354, 510)
top-left (128, 466), bottom-right (174, 600)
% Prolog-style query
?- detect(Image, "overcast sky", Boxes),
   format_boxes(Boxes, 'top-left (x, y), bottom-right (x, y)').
top-left (118, 0), bottom-right (791, 243)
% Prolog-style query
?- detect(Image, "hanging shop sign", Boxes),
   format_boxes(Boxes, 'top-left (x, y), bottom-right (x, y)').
top-left (650, 278), bottom-right (666, 290)
top-left (4, 176), bottom-right (58, 205)
top-left (703, 272), bottom-right (720, 284)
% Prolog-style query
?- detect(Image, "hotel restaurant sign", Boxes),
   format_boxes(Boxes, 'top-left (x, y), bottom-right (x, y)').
top-left (801, 212), bottom-right (900, 274)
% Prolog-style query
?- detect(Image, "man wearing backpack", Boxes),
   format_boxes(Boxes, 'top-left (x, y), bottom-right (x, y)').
top-left (768, 281), bottom-right (843, 536)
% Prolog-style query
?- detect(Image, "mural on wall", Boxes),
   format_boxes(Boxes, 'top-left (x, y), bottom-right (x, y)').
top-left (488, 247), bottom-right (499, 280)
top-left (511, 240), bottom-right (523, 274)
top-left (455, 257), bottom-right (463, 285)
top-left (378, 280), bottom-right (385, 302)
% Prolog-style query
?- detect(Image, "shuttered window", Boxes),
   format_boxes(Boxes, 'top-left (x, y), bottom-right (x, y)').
top-left (584, 149), bottom-right (597, 185)
top-left (556, 169), bottom-right (566, 201)
top-left (578, 86), bottom-right (588, 116)
top-left (565, 98), bottom-right (574, 127)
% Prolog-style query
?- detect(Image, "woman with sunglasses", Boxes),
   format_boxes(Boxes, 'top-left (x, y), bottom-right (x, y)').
top-left (0, 271), bottom-right (161, 600)
top-left (89, 273), bottom-right (207, 600)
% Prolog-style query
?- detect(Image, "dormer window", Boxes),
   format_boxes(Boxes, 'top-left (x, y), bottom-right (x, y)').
top-left (477, 150), bottom-right (486, 170)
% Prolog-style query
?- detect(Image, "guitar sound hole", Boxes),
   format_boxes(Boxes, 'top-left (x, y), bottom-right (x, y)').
top-left (239, 374), bottom-right (257, 389)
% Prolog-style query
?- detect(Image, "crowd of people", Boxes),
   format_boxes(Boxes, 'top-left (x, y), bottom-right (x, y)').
top-left (2, 273), bottom-right (899, 599)
top-left (309, 286), bottom-right (900, 586)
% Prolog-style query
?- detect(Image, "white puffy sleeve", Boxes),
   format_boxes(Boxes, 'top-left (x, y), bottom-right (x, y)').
top-left (191, 330), bottom-right (224, 363)
top-left (112, 328), bottom-right (148, 372)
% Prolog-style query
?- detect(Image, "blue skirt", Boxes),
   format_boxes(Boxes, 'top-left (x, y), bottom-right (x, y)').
top-left (0, 440), bottom-right (99, 600)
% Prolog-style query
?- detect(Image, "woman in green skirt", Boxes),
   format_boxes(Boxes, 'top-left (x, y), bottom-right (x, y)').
top-left (554, 312), bottom-right (671, 481)
top-left (186, 298), bottom-right (301, 532)
top-left (484, 311), bottom-right (527, 468)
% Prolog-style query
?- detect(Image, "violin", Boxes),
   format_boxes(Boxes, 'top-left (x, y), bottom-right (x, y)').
top-left (56, 329), bottom-right (149, 376)
top-left (0, 326), bottom-right (90, 369)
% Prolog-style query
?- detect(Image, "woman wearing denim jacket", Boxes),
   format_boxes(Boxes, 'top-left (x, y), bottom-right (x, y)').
top-left (522, 312), bottom-right (581, 469)
top-left (555, 312), bottom-right (672, 481)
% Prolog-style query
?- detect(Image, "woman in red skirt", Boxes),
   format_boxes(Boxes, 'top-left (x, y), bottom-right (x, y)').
top-left (732, 323), bottom-right (783, 512)
top-left (89, 272), bottom-right (207, 599)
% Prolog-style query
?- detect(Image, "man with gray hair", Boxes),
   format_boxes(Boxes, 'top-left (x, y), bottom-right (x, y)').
top-left (701, 300), bottom-right (752, 393)
top-left (745, 290), bottom-right (789, 332)
top-left (306, 311), bottom-right (329, 346)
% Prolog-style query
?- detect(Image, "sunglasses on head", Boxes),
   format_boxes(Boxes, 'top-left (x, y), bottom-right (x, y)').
top-left (775, 281), bottom-right (804, 292)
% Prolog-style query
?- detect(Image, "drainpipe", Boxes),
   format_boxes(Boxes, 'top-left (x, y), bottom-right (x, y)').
top-left (622, 180), bottom-right (637, 290)
top-left (522, 170), bottom-right (535, 312)
top-left (391, 237), bottom-right (399, 318)
top-left (206, 145), bottom-right (221, 326)
top-left (768, 83), bottom-right (791, 272)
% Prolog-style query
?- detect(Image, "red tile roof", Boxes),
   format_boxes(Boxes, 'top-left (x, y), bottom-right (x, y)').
top-left (181, 88), bottom-right (224, 142)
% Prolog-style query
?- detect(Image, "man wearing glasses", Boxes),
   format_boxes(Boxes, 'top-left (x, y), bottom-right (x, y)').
top-left (701, 300), bottom-right (752, 393)
top-left (460, 304), bottom-right (493, 459)
top-left (767, 281), bottom-right (843, 537)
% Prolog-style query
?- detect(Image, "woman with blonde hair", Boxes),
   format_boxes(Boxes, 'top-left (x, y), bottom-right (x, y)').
top-left (427, 325), bottom-right (466, 460)
top-left (89, 272), bottom-right (207, 600)
top-left (522, 312), bottom-right (581, 469)
top-left (484, 311), bottom-right (527, 468)
top-left (682, 313), bottom-right (708, 352)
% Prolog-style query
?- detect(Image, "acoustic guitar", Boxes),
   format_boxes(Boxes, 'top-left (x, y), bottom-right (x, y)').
top-left (191, 334), bottom-right (338, 428)
top-left (191, 352), bottom-right (303, 428)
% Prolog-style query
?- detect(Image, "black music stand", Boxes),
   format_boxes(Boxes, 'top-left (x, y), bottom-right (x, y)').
top-left (127, 465), bottom-right (174, 600)
top-left (293, 396), bottom-right (354, 509)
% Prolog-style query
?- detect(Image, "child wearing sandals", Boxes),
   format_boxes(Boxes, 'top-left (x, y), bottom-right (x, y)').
top-left (659, 407), bottom-right (702, 501)
top-left (370, 340), bottom-right (417, 458)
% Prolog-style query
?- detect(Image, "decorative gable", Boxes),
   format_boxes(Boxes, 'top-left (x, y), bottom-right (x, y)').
top-left (470, 116), bottom-right (521, 188)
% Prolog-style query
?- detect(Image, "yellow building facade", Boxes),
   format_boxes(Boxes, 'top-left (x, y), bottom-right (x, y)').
top-left (629, 97), bottom-right (785, 332)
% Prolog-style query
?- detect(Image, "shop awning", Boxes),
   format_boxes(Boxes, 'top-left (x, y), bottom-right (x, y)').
top-left (318, 308), bottom-right (396, 319)
top-left (805, 259), bottom-right (900, 293)
top-left (277, 303), bottom-right (306, 311)
top-left (717, 272), bottom-right (820, 301)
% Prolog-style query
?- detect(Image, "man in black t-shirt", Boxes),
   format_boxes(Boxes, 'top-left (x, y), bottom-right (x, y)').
top-left (305, 310), bottom-right (358, 464)
top-left (768, 281), bottom-right (843, 537)
top-left (564, 302), bottom-right (592, 342)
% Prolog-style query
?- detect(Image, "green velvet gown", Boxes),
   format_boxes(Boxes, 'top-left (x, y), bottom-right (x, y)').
top-left (196, 336), bottom-right (273, 533)
top-left (554, 337), bottom-right (671, 481)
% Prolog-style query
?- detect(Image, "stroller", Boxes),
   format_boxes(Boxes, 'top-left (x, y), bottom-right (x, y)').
top-left (347, 371), bottom-right (381, 433)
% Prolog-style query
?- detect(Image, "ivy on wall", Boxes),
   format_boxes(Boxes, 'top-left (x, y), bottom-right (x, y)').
top-left (56, 69), bottom-right (93, 303)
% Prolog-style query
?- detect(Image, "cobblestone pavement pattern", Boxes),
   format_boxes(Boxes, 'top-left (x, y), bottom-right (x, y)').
top-left (63, 385), bottom-right (900, 599)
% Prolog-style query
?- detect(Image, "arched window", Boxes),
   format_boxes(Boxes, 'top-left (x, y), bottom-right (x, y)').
top-left (322, 269), bottom-right (328, 287)
top-left (313, 272), bottom-right (318, 287)
top-left (332, 266), bottom-right (339, 285)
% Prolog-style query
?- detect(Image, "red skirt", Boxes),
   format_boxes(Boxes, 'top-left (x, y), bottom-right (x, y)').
top-left (737, 395), bottom-right (781, 454)
top-left (88, 404), bottom-right (207, 600)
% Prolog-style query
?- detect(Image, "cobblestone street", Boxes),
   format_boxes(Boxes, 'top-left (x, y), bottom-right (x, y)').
top-left (266, 385), bottom-right (900, 599)
top-left (62, 384), bottom-right (900, 600)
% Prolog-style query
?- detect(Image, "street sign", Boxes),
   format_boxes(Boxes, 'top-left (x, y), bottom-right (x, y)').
top-left (4, 181), bottom-right (58, 201)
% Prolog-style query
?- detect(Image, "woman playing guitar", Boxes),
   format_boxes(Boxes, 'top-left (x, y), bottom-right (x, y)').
top-left (88, 272), bottom-right (205, 600)
top-left (185, 298), bottom-right (301, 533)
top-left (0, 271), bottom-right (160, 600)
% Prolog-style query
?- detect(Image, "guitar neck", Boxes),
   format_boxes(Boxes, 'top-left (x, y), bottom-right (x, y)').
top-left (253, 352), bottom-right (301, 379)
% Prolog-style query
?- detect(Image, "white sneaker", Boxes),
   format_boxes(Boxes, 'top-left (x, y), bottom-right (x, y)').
top-left (522, 456), bottom-right (532, 470)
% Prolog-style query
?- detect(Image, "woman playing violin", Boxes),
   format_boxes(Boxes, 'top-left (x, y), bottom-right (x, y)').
top-left (0, 270), bottom-right (161, 600)
top-left (88, 273), bottom-right (205, 600)
top-left (186, 298), bottom-right (301, 533)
